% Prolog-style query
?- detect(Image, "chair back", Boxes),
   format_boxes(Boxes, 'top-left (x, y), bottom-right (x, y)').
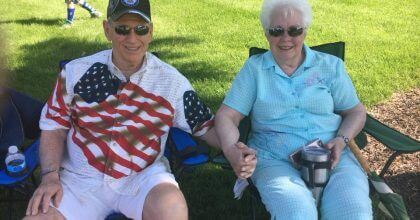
top-left (0, 94), bottom-right (25, 169)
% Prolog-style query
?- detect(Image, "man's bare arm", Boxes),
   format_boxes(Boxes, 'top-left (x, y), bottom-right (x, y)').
top-left (199, 127), bottom-right (220, 149)
top-left (26, 129), bottom-right (67, 216)
top-left (39, 130), bottom-right (67, 174)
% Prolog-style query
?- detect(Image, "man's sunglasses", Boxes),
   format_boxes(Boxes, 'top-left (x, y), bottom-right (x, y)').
top-left (268, 26), bottom-right (305, 37)
top-left (114, 25), bottom-right (150, 36)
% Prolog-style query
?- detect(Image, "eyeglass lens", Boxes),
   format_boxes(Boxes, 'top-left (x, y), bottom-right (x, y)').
top-left (268, 26), bottom-right (304, 37)
top-left (114, 25), bottom-right (149, 36)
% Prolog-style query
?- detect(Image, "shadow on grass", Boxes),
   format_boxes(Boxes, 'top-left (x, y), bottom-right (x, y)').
top-left (178, 163), bottom-right (269, 220)
top-left (0, 17), bottom-right (62, 26)
top-left (150, 36), bottom-right (231, 108)
top-left (0, 164), bottom-right (268, 220)
top-left (151, 36), bottom-right (232, 82)
top-left (12, 35), bottom-right (227, 107)
top-left (11, 37), bottom-right (109, 100)
top-left (385, 172), bottom-right (419, 220)
top-left (150, 36), bottom-right (201, 60)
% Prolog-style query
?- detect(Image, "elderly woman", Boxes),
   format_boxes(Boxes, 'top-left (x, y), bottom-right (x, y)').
top-left (215, 0), bottom-right (372, 219)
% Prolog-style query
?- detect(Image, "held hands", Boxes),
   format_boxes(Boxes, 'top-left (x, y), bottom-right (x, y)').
top-left (26, 172), bottom-right (63, 216)
top-left (222, 142), bottom-right (257, 179)
top-left (324, 137), bottom-right (347, 169)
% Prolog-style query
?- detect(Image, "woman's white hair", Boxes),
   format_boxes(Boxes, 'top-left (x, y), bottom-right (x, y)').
top-left (260, 0), bottom-right (312, 30)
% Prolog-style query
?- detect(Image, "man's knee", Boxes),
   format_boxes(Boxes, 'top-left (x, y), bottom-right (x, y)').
top-left (23, 207), bottom-right (65, 220)
top-left (143, 183), bottom-right (187, 220)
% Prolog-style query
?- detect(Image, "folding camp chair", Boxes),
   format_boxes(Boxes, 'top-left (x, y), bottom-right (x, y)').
top-left (355, 114), bottom-right (420, 177)
top-left (0, 88), bottom-right (43, 219)
top-left (212, 42), bottom-right (414, 220)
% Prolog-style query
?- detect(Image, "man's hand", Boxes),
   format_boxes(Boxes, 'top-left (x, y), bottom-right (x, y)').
top-left (223, 142), bottom-right (257, 179)
top-left (26, 172), bottom-right (63, 216)
top-left (324, 137), bottom-right (346, 169)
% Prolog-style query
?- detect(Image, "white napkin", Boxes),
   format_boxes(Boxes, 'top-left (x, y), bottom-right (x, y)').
top-left (233, 178), bottom-right (249, 199)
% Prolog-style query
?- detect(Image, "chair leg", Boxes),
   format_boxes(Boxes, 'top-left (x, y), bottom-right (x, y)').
top-left (174, 165), bottom-right (186, 179)
top-left (7, 189), bottom-right (14, 220)
top-left (31, 173), bottom-right (38, 186)
top-left (250, 197), bottom-right (256, 220)
top-left (379, 151), bottom-right (402, 178)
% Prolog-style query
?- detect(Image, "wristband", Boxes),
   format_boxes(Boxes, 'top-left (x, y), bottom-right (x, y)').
top-left (41, 168), bottom-right (59, 177)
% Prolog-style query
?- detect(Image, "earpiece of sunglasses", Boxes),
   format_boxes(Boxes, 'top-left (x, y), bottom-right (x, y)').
top-left (268, 26), bottom-right (305, 37)
top-left (114, 25), bottom-right (149, 36)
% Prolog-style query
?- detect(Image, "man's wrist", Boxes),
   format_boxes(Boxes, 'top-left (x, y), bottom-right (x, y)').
top-left (41, 168), bottom-right (60, 177)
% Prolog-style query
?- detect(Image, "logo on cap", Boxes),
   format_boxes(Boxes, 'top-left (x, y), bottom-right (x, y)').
top-left (107, 0), bottom-right (151, 22)
top-left (121, 0), bottom-right (139, 7)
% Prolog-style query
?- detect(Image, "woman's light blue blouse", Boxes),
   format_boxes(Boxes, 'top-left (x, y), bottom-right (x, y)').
top-left (223, 45), bottom-right (360, 159)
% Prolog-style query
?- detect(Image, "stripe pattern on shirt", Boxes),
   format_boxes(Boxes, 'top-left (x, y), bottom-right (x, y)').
top-left (46, 63), bottom-right (175, 178)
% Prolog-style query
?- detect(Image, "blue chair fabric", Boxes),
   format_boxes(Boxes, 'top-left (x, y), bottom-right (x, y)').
top-left (0, 139), bottom-right (40, 186)
top-left (0, 88), bottom-right (43, 219)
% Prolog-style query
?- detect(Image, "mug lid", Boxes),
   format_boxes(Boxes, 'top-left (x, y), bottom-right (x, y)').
top-left (302, 146), bottom-right (330, 162)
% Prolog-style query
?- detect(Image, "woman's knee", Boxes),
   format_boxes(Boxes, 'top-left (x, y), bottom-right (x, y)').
top-left (321, 192), bottom-right (372, 220)
top-left (253, 164), bottom-right (317, 219)
top-left (143, 183), bottom-right (187, 220)
top-left (266, 197), bottom-right (317, 220)
top-left (321, 180), bottom-right (372, 219)
top-left (259, 185), bottom-right (317, 219)
top-left (321, 172), bottom-right (372, 219)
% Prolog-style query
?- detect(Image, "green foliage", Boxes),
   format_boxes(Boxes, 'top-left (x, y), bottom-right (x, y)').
top-left (0, 0), bottom-right (418, 219)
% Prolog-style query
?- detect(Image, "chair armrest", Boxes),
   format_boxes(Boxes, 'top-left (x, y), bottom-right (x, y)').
top-left (363, 114), bottom-right (420, 153)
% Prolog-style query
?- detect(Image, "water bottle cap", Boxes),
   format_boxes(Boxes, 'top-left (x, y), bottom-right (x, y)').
top-left (8, 145), bottom-right (18, 154)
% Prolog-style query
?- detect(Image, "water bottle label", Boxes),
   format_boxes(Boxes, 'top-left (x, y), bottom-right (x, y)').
top-left (6, 159), bottom-right (26, 173)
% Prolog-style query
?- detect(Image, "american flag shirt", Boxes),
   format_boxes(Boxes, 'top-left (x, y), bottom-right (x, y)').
top-left (39, 50), bottom-right (214, 195)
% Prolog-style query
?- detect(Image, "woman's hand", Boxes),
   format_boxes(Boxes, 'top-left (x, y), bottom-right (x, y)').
top-left (324, 137), bottom-right (346, 169)
top-left (326, 103), bottom-right (367, 169)
top-left (223, 142), bottom-right (257, 179)
top-left (26, 172), bottom-right (63, 216)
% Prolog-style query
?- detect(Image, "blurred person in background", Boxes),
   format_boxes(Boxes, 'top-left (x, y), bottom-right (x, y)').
top-left (62, 0), bottom-right (102, 27)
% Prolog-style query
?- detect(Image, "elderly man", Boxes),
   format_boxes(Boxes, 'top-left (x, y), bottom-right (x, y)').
top-left (24, 0), bottom-right (256, 219)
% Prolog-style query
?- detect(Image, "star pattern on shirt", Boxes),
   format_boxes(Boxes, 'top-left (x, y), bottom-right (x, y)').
top-left (183, 90), bottom-right (212, 131)
top-left (74, 62), bottom-right (121, 103)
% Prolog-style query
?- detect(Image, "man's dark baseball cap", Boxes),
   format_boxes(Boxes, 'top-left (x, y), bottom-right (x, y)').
top-left (107, 0), bottom-right (151, 23)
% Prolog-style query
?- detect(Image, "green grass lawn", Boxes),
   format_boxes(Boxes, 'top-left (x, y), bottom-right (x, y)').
top-left (0, 0), bottom-right (418, 219)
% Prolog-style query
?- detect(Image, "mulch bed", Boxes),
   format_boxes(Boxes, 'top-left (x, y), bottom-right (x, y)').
top-left (361, 88), bottom-right (419, 219)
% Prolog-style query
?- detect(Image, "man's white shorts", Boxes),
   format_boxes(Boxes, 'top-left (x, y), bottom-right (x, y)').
top-left (51, 161), bottom-right (178, 220)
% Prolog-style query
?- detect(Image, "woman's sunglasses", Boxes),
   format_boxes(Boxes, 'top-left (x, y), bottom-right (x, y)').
top-left (114, 25), bottom-right (150, 36)
top-left (268, 26), bottom-right (305, 37)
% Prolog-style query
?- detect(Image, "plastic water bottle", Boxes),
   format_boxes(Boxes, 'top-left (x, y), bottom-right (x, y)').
top-left (5, 145), bottom-right (27, 177)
